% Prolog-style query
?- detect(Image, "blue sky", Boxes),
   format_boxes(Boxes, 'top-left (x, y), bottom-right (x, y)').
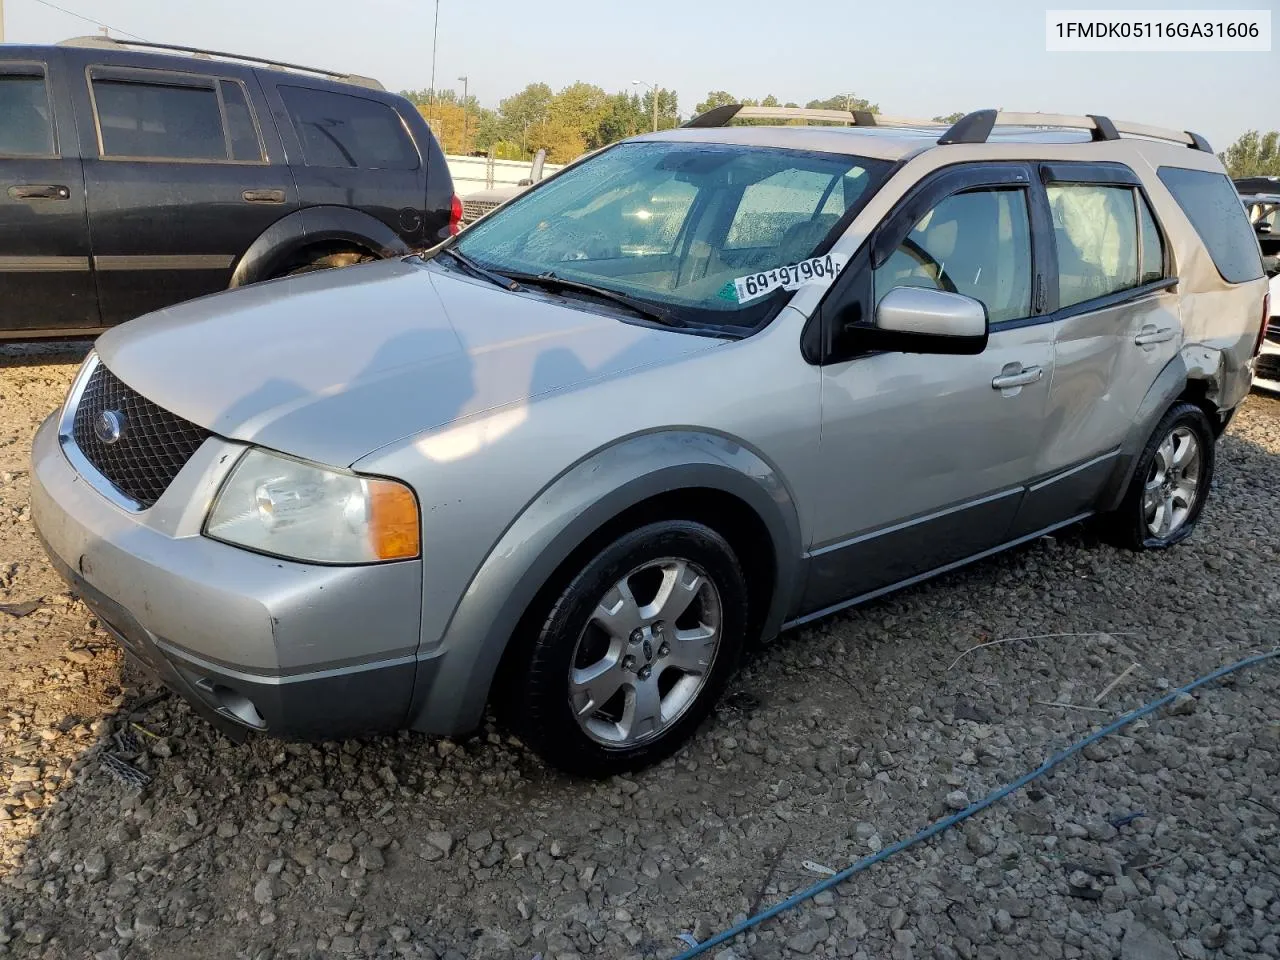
top-left (6, 0), bottom-right (1277, 150)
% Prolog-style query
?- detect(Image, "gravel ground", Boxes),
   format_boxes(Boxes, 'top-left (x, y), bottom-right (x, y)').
top-left (1, 343), bottom-right (1277, 960)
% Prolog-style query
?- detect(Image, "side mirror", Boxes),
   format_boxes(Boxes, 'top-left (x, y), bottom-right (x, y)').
top-left (1263, 255), bottom-right (1280, 278)
top-left (842, 286), bottom-right (989, 355)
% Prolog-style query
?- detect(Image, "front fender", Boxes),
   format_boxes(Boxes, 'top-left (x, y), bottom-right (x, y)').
top-left (407, 430), bottom-right (803, 735)
top-left (229, 207), bottom-right (413, 288)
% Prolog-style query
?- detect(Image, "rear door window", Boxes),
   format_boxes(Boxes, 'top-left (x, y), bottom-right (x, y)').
top-left (1158, 167), bottom-right (1264, 283)
top-left (92, 78), bottom-right (227, 160)
top-left (0, 72), bottom-right (55, 157)
top-left (279, 86), bottom-right (418, 170)
top-left (219, 80), bottom-right (263, 162)
top-left (1047, 183), bottom-right (1139, 307)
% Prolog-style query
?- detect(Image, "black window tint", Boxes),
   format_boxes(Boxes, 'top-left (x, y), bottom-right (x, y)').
top-left (875, 188), bottom-right (1032, 324)
top-left (279, 86), bottom-right (417, 170)
top-left (220, 81), bottom-right (262, 161)
top-left (0, 74), bottom-right (55, 156)
top-left (1138, 194), bottom-right (1165, 284)
top-left (1047, 184), bottom-right (1139, 308)
top-left (1157, 167), bottom-right (1264, 283)
top-left (94, 80), bottom-right (227, 160)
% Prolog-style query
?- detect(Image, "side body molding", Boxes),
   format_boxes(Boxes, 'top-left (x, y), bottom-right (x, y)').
top-left (228, 206), bottom-right (413, 288)
top-left (407, 430), bottom-right (804, 735)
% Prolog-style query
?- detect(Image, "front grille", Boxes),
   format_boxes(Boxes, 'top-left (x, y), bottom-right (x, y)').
top-left (461, 199), bottom-right (501, 223)
top-left (1256, 352), bottom-right (1280, 382)
top-left (71, 362), bottom-right (210, 508)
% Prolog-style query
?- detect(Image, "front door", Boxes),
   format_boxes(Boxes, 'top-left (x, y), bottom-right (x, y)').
top-left (69, 60), bottom-right (298, 325)
top-left (804, 164), bottom-right (1054, 616)
top-left (0, 55), bottom-right (97, 336)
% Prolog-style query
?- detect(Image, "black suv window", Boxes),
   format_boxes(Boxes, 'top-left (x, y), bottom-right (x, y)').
top-left (219, 80), bottom-right (263, 162)
top-left (279, 86), bottom-right (418, 170)
top-left (93, 78), bottom-right (227, 160)
top-left (1158, 167), bottom-right (1264, 284)
top-left (0, 73), bottom-right (55, 157)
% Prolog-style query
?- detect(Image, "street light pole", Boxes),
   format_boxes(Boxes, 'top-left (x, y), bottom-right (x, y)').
top-left (458, 75), bottom-right (468, 154)
top-left (1, 0), bottom-right (7, 45)
top-left (429, 0), bottom-right (440, 109)
top-left (632, 79), bottom-right (659, 132)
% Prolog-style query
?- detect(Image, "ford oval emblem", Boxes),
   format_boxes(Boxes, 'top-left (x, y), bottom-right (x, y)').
top-left (94, 409), bottom-right (124, 445)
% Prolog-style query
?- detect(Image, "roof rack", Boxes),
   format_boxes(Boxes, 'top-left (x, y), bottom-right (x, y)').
top-left (682, 104), bottom-right (1213, 153)
top-left (57, 36), bottom-right (384, 91)
top-left (938, 110), bottom-right (1212, 152)
top-left (683, 105), bottom-right (934, 128)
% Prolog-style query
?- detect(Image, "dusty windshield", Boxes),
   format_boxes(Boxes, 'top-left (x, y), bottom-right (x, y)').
top-left (450, 141), bottom-right (891, 329)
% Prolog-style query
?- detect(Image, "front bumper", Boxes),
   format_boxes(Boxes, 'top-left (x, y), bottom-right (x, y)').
top-left (29, 412), bottom-right (427, 740)
top-left (1255, 335), bottom-right (1280, 394)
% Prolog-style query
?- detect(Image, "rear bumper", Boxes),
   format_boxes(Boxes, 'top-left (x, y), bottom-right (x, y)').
top-left (1255, 338), bottom-right (1280, 394)
top-left (29, 411), bottom-right (429, 740)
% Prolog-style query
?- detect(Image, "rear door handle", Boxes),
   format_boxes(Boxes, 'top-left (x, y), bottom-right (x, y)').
top-left (991, 365), bottom-right (1043, 390)
top-left (8, 184), bottom-right (70, 201)
top-left (242, 189), bottom-right (286, 204)
top-left (1134, 325), bottom-right (1175, 346)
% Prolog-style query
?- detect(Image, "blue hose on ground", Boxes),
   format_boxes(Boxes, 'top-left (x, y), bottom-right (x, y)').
top-left (672, 647), bottom-right (1280, 960)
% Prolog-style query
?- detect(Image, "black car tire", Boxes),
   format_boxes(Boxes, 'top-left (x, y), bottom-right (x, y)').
top-left (1097, 402), bottom-right (1215, 550)
top-left (511, 520), bottom-right (749, 777)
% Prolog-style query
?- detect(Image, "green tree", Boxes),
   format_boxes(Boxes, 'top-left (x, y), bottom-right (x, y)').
top-left (640, 88), bottom-right (680, 130)
top-left (693, 90), bottom-right (741, 115)
top-left (594, 92), bottom-right (647, 146)
top-left (806, 93), bottom-right (879, 113)
top-left (1219, 130), bottom-right (1280, 178)
top-left (933, 111), bottom-right (966, 124)
top-left (497, 82), bottom-right (556, 149)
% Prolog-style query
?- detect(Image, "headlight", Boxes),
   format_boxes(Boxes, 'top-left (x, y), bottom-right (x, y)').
top-left (205, 449), bottom-right (419, 564)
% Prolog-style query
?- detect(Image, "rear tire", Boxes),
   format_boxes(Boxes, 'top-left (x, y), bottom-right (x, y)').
top-left (1096, 402), bottom-right (1215, 550)
top-left (510, 521), bottom-right (749, 777)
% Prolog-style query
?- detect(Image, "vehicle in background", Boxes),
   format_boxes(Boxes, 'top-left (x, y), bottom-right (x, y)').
top-left (31, 106), bottom-right (1269, 776)
top-left (460, 149), bottom-right (548, 225)
top-left (1235, 177), bottom-right (1280, 391)
top-left (0, 37), bottom-right (457, 340)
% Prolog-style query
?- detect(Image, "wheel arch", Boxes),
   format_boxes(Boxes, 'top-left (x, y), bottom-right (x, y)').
top-left (406, 430), bottom-right (804, 736)
top-left (229, 207), bottom-right (413, 288)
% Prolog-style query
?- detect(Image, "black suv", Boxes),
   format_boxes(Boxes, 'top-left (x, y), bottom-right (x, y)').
top-left (0, 37), bottom-right (456, 339)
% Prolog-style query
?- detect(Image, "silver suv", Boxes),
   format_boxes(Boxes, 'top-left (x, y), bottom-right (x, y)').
top-left (31, 106), bottom-right (1270, 775)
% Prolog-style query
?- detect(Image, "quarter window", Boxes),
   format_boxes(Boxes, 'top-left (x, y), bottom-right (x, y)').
top-left (93, 79), bottom-right (227, 160)
top-left (220, 80), bottom-right (263, 162)
top-left (1157, 167), bottom-right (1264, 284)
top-left (875, 188), bottom-right (1033, 324)
top-left (0, 74), bottom-right (55, 157)
top-left (1047, 183), bottom-right (1139, 308)
top-left (279, 86), bottom-right (418, 170)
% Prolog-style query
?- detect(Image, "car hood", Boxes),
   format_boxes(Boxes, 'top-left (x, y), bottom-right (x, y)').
top-left (96, 257), bottom-right (720, 466)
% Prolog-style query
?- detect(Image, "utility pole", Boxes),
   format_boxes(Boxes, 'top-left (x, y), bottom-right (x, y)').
top-left (429, 0), bottom-right (440, 109)
top-left (458, 75), bottom-right (468, 154)
top-left (1, 0), bottom-right (7, 45)
top-left (632, 79), bottom-right (660, 132)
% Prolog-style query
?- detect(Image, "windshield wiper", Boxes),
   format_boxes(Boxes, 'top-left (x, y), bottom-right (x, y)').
top-left (438, 248), bottom-right (521, 291)
top-left (503, 271), bottom-right (684, 328)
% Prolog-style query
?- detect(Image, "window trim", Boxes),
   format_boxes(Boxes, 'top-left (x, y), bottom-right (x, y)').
top-left (86, 65), bottom-right (268, 165)
top-left (278, 83), bottom-right (422, 172)
top-left (1041, 170), bottom-right (1175, 315)
top-left (0, 62), bottom-right (59, 160)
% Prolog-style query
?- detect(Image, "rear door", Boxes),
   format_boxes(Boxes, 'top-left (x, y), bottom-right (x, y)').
top-left (1019, 163), bottom-right (1180, 533)
top-left (0, 52), bottom-right (98, 336)
top-left (262, 79), bottom-right (431, 246)
top-left (66, 51), bottom-right (299, 325)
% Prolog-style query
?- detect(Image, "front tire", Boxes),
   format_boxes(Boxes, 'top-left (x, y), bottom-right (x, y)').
top-left (512, 521), bottom-right (749, 777)
top-left (1098, 402), bottom-right (1215, 550)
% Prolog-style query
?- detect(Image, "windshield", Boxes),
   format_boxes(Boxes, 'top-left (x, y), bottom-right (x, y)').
top-left (450, 141), bottom-right (892, 330)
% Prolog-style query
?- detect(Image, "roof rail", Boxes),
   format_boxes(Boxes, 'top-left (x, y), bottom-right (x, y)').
top-left (683, 104), bottom-right (935, 129)
top-left (57, 36), bottom-right (385, 91)
top-left (938, 109), bottom-right (1213, 153)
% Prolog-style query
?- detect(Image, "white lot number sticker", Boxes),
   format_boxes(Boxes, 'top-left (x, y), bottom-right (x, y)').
top-left (733, 253), bottom-right (847, 304)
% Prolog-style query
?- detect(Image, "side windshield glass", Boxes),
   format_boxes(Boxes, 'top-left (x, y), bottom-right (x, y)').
top-left (452, 142), bottom-right (892, 329)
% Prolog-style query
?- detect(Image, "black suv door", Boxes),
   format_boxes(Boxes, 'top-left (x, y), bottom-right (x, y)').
top-left (262, 79), bottom-right (438, 246)
top-left (64, 49), bottom-right (300, 325)
top-left (0, 51), bottom-right (98, 336)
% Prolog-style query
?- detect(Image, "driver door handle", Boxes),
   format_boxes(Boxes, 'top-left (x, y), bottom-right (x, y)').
top-left (991, 364), bottom-right (1043, 390)
top-left (8, 184), bottom-right (70, 201)
top-left (1134, 324), bottom-right (1175, 346)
